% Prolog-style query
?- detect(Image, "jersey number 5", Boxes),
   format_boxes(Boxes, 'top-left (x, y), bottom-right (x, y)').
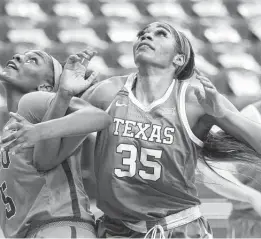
top-left (114, 143), bottom-right (162, 181)
top-left (0, 182), bottom-right (16, 219)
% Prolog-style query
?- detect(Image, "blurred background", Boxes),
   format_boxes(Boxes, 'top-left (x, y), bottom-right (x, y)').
top-left (0, 0), bottom-right (261, 238)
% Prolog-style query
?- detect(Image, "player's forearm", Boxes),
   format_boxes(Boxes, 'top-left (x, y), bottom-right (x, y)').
top-left (35, 106), bottom-right (112, 140)
top-left (217, 109), bottom-right (261, 154)
top-left (33, 89), bottom-right (72, 170)
top-left (53, 92), bottom-right (97, 166)
top-left (226, 95), bottom-right (261, 111)
top-left (37, 135), bottom-right (88, 171)
top-left (214, 95), bottom-right (261, 153)
top-left (33, 90), bottom-right (92, 171)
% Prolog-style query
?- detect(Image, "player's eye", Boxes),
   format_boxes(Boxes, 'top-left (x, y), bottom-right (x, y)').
top-left (155, 29), bottom-right (167, 37)
top-left (25, 57), bottom-right (37, 64)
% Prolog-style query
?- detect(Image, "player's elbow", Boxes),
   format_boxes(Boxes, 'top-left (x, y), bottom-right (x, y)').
top-left (33, 153), bottom-right (59, 171)
top-left (34, 159), bottom-right (59, 172)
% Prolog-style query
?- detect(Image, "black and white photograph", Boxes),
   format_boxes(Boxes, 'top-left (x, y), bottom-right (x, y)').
top-left (0, 0), bottom-right (261, 238)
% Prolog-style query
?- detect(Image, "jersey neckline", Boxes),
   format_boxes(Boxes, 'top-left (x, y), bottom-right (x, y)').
top-left (125, 73), bottom-right (176, 113)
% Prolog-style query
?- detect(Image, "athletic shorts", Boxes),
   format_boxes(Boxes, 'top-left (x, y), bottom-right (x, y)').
top-left (26, 220), bottom-right (96, 238)
top-left (96, 215), bottom-right (213, 238)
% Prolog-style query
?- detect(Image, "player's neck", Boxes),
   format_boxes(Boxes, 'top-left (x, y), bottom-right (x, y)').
top-left (134, 68), bottom-right (174, 106)
top-left (4, 84), bottom-right (24, 112)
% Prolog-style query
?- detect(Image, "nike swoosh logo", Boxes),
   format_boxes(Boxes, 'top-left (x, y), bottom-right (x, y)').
top-left (116, 101), bottom-right (127, 107)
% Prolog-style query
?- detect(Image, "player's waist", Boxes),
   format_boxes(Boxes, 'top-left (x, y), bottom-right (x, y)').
top-left (25, 216), bottom-right (95, 238)
top-left (122, 205), bottom-right (202, 233)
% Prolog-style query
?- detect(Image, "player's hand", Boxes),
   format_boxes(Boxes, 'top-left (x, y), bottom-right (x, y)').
top-left (0, 112), bottom-right (39, 154)
top-left (59, 47), bottom-right (98, 96)
top-left (194, 70), bottom-right (226, 118)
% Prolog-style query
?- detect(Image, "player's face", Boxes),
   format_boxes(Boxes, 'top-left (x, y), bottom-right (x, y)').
top-left (133, 22), bottom-right (177, 68)
top-left (1, 50), bottom-right (53, 93)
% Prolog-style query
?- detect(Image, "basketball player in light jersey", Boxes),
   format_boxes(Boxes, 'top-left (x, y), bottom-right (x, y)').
top-left (4, 22), bottom-right (261, 238)
top-left (0, 49), bottom-right (111, 237)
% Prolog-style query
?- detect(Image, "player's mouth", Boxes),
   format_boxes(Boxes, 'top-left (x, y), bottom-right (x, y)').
top-left (137, 42), bottom-right (155, 51)
top-left (5, 60), bottom-right (18, 71)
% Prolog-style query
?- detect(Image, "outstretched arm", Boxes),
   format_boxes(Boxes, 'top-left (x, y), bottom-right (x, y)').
top-left (1, 100), bottom-right (111, 154)
top-left (194, 74), bottom-right (261, 154)
top-left (13, 91), bottom-right (90, 170)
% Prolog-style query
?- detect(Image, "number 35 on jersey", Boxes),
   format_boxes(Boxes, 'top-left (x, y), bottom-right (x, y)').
top-left (114, 144), bottom-right (163, 181)
top-left (113, 118), bottom-right (175, 182)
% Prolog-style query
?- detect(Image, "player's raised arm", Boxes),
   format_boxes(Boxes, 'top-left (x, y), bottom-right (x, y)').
top-left (32, 48), bottom-right (99, 171)
top-left (0, 99), bottom-right (112, 153)
top-left (194, 74), bottom-right (261, 155)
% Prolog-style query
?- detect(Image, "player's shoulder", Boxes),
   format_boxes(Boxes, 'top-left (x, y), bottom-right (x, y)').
top-left (18, 91), bottom-right (55, 114)
top-left (95, 75), bottom-right (127, 93)
top-left (19, 91), bottom-right (55, 108)
top-left (85, 75), bottom-right (129, 110)
top-left (183, 80), bottom-right (203, 106)
top-left (18, 91), bottom-right (55, 123)
top-left (181, 80), bottom-right (207, 123)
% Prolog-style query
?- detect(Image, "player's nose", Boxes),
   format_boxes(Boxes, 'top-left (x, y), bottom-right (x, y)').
top-left (13, 54), bottom-right (25, 63)
top-left (141, 32), bottom-right (153, 41)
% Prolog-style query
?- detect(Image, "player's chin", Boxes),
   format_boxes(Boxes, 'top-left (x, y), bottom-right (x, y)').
top-left (0, 69), bottom-right (18, 83)
top-left (134, 53), bottom-right (155, 66)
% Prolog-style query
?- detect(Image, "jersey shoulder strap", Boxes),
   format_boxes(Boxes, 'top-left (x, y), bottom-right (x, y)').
top-left (177, 80), bottom-right (204, 147)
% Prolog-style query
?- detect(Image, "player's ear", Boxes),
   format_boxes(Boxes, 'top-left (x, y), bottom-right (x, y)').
top-left (173, 54), bottom-right (185, 67)
top-left (37, 83), bottom-right (53, 92)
